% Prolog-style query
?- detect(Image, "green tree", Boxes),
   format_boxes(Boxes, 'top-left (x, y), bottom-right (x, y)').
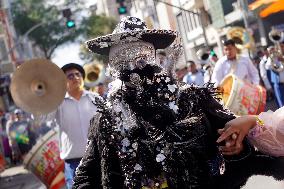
top-left (11, 0), bottom-right (83, 59)
top-left (79, 14), bottom-right (117, 63)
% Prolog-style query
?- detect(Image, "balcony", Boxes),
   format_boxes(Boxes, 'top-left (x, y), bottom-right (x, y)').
top-left (182, 0), bottom-right (204, 10)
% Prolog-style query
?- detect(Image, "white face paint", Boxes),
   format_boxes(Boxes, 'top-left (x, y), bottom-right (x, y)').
top-left (109, 41), bottom-right (157, 73)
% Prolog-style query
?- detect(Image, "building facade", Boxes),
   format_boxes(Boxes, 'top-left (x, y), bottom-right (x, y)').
top-left (96, 0), bottom-right (130, 20)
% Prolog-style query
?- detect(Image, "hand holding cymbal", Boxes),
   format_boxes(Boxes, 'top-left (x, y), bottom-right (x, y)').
top-left (10, 59), bottom-right (67, 115)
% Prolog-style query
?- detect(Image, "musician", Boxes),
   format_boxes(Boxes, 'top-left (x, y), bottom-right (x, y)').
top-left (266, 41), bottom-right (284, 107)
top-left (40, 63), bottom-right (102, 189)
top-left (211, 39), bottom-right (259, 87)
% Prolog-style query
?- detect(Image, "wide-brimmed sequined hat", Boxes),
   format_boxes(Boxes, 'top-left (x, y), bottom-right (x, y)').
top-left (86, 16), bottom-right (178, 55)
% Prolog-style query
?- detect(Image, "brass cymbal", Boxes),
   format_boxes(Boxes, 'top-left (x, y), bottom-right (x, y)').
top-left (10, 58), bottom-right (67, 115)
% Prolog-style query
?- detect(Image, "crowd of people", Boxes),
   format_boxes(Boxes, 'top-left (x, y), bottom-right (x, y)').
top-left (0, 16), bottom-right (284, 189)
top-left (180, 39), bottom-right (284, 111)
top-left (0, 109), bottom-right (48, 166)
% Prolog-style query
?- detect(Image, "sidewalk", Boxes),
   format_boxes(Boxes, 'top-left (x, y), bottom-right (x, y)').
top-left (0, 165), bottom-right (46, 189)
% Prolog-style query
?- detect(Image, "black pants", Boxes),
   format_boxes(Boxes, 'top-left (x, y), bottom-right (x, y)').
top-left (215, 152), bottom-right (284, 189)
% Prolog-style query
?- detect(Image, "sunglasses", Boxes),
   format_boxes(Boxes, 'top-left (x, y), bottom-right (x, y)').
top-left (66, 72), bottom-right (82, 80)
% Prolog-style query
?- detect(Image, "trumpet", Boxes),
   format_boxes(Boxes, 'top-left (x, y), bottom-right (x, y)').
top-left (268, 28), bottom-right (284, 73)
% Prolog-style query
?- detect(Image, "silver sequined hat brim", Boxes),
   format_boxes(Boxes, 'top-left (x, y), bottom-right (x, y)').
top-left (86, 29), bottom-right (178, 55)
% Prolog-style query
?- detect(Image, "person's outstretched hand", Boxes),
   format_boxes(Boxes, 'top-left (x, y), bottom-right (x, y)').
top-left (217, 115), bottom-right (256, 152)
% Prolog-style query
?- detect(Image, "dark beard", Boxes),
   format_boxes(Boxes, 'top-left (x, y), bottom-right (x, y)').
top-left (120, 65), bottom-right (179, 129)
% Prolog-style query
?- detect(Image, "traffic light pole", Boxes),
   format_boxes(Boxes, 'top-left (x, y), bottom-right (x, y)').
top-left (153, 0), bottom-right (209, 47)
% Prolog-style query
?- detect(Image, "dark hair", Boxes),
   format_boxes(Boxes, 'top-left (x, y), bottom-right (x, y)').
top-left (157, 50), bottom-right (166, 56)
top-left (61, 63), bottom-right (85, 79)
top-left (223, 39), bottom-right (236, 47)
top-left (186, 60), bottom-right (195, 66)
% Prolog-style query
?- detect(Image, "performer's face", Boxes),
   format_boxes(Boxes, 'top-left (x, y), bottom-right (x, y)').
top-left (224, 44), bottom-right (237, 60)
top-left (109, 41), bottom-right (157, 72)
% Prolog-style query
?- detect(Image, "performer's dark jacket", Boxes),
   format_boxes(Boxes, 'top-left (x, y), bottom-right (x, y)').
top-left (73, 82), bottom-right (284, 189)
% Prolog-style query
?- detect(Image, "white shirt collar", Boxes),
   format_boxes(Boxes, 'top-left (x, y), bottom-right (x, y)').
top-left (65, 90), bottom-right (91, 100)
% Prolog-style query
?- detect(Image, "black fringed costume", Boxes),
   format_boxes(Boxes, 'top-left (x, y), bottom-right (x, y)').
top-left (73, 64), bottom-right (240, 189)
top-left (73, 68), bottom-right (284, 189)
top-left (73, 16), bottom-right (284, 189)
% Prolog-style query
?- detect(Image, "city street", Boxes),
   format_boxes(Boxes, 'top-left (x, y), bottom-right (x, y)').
top-left (0, 0), bottom-right (284, 188)
top-left (0, 165), bottom-right (46, 189)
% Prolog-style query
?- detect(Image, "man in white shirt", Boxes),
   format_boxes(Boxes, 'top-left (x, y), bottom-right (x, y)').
top-left (182, 60), bottom-right (204, 86)
top-left (211, 39), bottom-right (259, 87)
top-left (44, 63), bottom-right (101, 189)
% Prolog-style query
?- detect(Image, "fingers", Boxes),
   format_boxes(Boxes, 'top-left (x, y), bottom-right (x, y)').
top-left (232, 133), bottom-right (237, 140)
top-left (221, 149), bottom-right (240, 156)
top-left (219, 144), bottom-right (243, 156)
top-left (235, 133), bottom-right (245, 148)
top-left (225, 137), bottom-right (236, 147)
top-left (218, 129), bottom-right (224, 135)
top-left (216, 127), bottom-right (238, 143)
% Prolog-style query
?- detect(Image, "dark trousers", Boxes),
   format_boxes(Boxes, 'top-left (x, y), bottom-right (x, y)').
top-left (273, 83), bottom-right (284, 108)
top-left (64, 158), bottom-right (81, 189)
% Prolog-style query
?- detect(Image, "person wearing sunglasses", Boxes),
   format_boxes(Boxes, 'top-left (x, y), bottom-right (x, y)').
top-left (40, 63), bottom-right (103, 189)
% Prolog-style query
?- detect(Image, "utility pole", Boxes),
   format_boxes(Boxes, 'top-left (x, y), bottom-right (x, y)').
top-left (153, 0), bottom-right (208, 47)
top-left (239, 0), bottom-right (249, 29)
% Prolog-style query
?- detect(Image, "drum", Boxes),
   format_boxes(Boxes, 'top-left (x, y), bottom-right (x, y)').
top-left (219, 74), bottom-right (266, 115)
top-left (0, 153), bottom-right (5, 173)
top-left (23, 129), bottom-right (65, 189)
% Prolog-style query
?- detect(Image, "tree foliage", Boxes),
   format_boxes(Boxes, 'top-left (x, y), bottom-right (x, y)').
top-left (11, 0), bottom-right (82, 59)
top-left (79, 14), bottom-right (117, 63)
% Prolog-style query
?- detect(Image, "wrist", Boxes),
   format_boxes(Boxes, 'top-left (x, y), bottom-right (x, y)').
top-left (246, 115), bottom-right (258, 129)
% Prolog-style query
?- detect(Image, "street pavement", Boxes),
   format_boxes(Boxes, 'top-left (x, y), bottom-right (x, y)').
top-left (0, 165), bottom-right (46, 189)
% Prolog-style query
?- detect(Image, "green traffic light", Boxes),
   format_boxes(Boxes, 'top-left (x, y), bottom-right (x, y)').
top-left (66, 20), bottom-right (75, 28)
top-left (118, 6), bottom-right (127, 14)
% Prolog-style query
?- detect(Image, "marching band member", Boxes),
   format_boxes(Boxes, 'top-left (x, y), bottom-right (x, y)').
top-left (266, 41), bottom-right (284, 107)
top-left (211, 39), bottom-right (259, 87)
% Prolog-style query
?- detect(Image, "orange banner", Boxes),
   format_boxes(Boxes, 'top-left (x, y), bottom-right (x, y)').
top-left (249, 0), bottom-right (284, 18)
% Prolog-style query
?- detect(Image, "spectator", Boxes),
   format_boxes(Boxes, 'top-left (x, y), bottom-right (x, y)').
top-left (182, 60), bottom-right (204, 86)
top-left (39, 63), bottom-right (102, 189)
top-left (7, 109), bottom-right (36, 161)
top-left (96, 82), bottom-right (107, 99)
